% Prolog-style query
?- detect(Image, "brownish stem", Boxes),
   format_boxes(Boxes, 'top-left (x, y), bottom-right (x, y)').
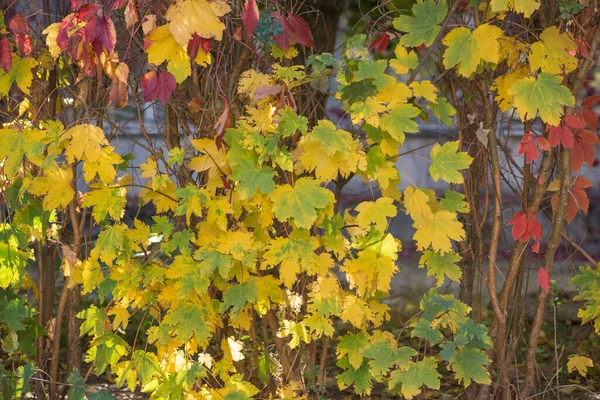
top-left (521, 147), bottom-right (571, 397)
top-left (317, 336), bottom-right (330, 387)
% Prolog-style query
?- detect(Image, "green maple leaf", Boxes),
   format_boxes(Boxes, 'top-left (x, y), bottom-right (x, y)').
top-left (224, 392), bottom-right (251, 400)
top-left (341, 79), bottom-right (378, 104)
top-left (363, 340), bottom-right (416, 376)
top-left (449, 347), bottom-right (491, 386)
top-left (337, 358), bottom-right (373, 396)
top-left (393, 0), bottom-right (448, 47)
top-left (277, 107), bottom-right (308, 137)
top-left (66, 369), bottom-right (87, 400)
top-left (442, 24), bottom-right (504, 77)
top-left (91, 332), bottom-right (130, 375)
top-left (440, 190), bottom-right (469, 213)
top-left (411, 318), bottom-right (444, 345)
top-left (195, 248), bottom-right (233, 279)
top-left (78, 305), bottom-right (109, 337)
top-left (231, 158), bottom-right (276, 198)
top-left (174, 184), bottom-right (209, 224)
top-left (0, 297), bottom-right (32, 331)
top-left (380, 104), bottom-right (421, 142)
top-left (355, 60), bottom-right (392, 88)
top-left (221, 280), bottom-right (259, 315)
top-left (337, 332), bottom-right (369, 370)
top-left (311, 120), bottom-right (353, 156)
top-left (270, 178), bottom-right (331, 229)
top-left (91, 224), bottom-right (126, 265)
top-left (420, 250), bottom-right (462, 286)
top-left (388, 357), bottom-right (440, 399)
top-left (88, 389), bottom-right (115, 400)
top-left (428, 97), bottom-right (456, 126)
top-left (163, 303), bottom-right (210, 343)
top-left (508, 72), bottom-right (575, 125)
top-left (455, 319), bottom-right (492, 349)
top-left (429, 141), bottom-right (473, 183)
top-left (132, 350), bottom-right (161, 386)
top-left (82, 186), bottom-right (126, 223)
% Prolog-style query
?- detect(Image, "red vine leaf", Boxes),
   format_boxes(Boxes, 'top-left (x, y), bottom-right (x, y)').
top-left (581, 95), bottom-right (600, 109)
top-left (141, 70), bottom-right (176, 105)
top-left (508, 211), bottom-right (543, 253)
top-left (9, 14), bottom-right (30, 35)
top-left (187, 33), bottom-right (202, 60)
top-left (214, 101), bottom-right (230, 150)
top-left (582, 108), bottom-right (597, 131)
top-left (547, 124), bottom-right (574, 149)
top-left (538, 268), bottom-right (550, 293)
top-left (571, 129), bottom-right (599, 172)
top-left (551, 176), bottom-right (594, 223)
top-left (17, 34), bottom-right (32, 56)
top-left (125, 0), bottom-right (138, 29)
top-left (242, 0), bottom-right (260, 38)
top-left (95, 16), bottom-right (117, 54)
top-left (369, 33), bottom-right (390, 54)
top-left (517, 132), bottom-right (539, 164)
top-left (274, 12), bottom-right (315, 51)
top-left (109, 79), bottom-right (129, 108)
top-left (0, 38), bottom-right (12, 73)
top-left (535, 137), bottom-right (550, 152)
top-left (565, 115), bottom-right (584, 130)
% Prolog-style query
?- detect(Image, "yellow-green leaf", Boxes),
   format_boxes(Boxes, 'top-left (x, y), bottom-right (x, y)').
top-left (443, 24), bottom-right (503, 77)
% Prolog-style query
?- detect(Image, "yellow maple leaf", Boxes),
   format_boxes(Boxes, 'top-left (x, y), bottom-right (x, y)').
top-left (376, 81), bottom-right (413, 107)
top-left (238, 69), bottom-right (273, 99)
top-left (165, 0), bottom-right (228, 47)
top-left (140, 157), bottom-right (158, 179)
top-left (530, 27), bottom-right (577, 74)
top-left (389, 45), bottom-right (418, 74)
top-left (410, 81), bottom-right (438, 102)
top-left (404, 187), bottom-right (434, 227)
top-left (355, 197), bottom-right (397, 231)
top-left (61, 124), bottom-right (109, 163)
top-left (108, 303), bottom-right (130, 330)
top-left (140, 178), bottom-right (178, 212)
top-left (567, 355), bottom-right (594, 377)
top-left (146, 25), bottom-right (191, 83)
top-left (413, 211), bottom-right (465, 254)
top-left (25, 163), bottom-right (74, 210)
top-left (42, 22), bottom-right (61, 59)
top-left (207, 197), bottom-right (234, 231)
top-left (341, 295), bottom-right (372, 328)
top-left (83, 146), bottom-right (123, 183)
top-left (491, 64), bottom-right (529, 112)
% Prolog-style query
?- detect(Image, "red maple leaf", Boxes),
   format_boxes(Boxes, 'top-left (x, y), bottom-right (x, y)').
top-left (508, 211), bottom-right (543, 252)
top-left (517, 132), bottom-right (540, 164)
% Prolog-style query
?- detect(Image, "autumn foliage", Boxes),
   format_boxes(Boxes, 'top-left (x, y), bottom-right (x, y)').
top-left (0, 0), bottom-right (600, 399)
